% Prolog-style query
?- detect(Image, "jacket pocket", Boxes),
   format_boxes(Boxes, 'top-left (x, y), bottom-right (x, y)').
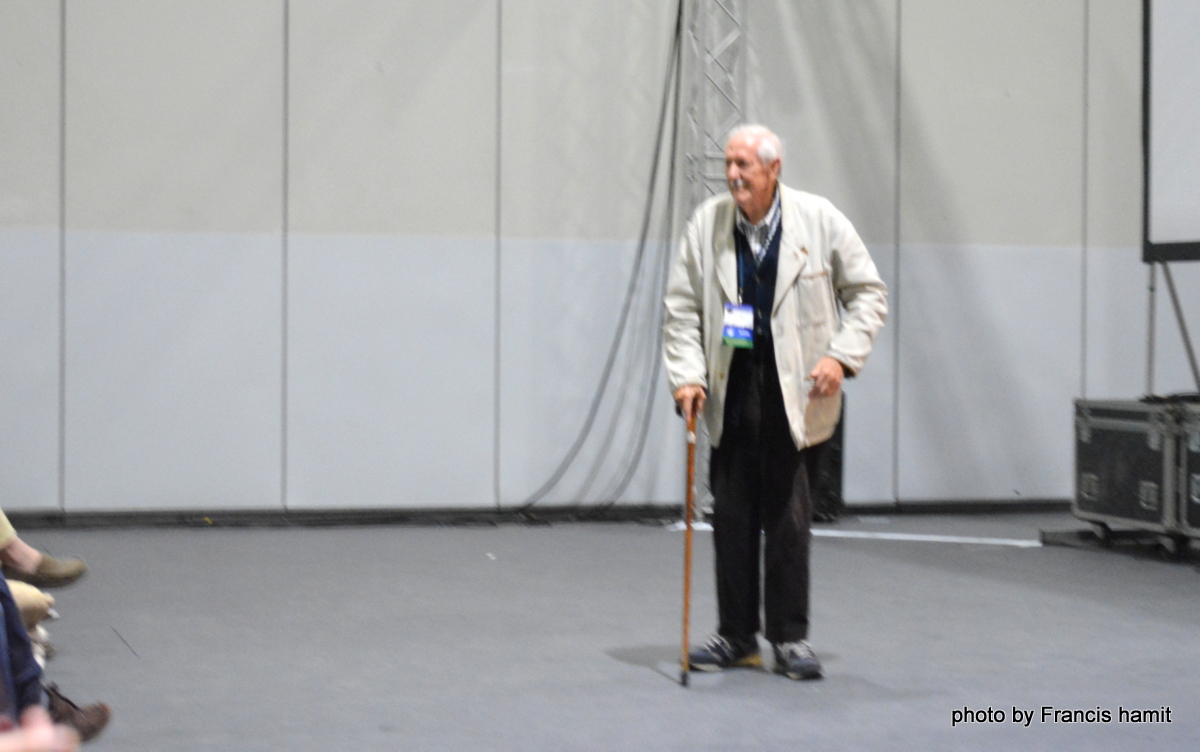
top-left (796, 269), bottom-right (835, 327)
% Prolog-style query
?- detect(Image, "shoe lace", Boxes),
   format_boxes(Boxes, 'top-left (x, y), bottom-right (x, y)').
top-left (702, 634), bottom-right (734, 654)
top-left (778, 640), bottom-right (815, 660)
top-left (45, 683), bottom-right (79, 713)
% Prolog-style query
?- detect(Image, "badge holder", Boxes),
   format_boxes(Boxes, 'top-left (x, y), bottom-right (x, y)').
top-left (722, 303), bottom-right (754, 349)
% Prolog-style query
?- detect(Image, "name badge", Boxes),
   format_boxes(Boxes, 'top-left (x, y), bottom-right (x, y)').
top-left (722, 303), bottom-right (754, 349)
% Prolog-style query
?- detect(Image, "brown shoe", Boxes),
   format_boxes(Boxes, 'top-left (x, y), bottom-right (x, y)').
top-left (46, 683), bottom-right (110, 742)
top-left (2, 555), bottom-right (87, 589)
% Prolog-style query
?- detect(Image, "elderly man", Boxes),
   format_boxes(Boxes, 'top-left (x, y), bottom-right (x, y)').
top-left (663, 124), bottom-right (886, 680)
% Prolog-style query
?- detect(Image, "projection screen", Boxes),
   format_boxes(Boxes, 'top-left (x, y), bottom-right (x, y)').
top-left (1145, 0), bottom-right (1200, 261)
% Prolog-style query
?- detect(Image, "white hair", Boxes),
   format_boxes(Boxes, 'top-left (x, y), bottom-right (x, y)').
top-left (727, 124), bottom-right (783, 166)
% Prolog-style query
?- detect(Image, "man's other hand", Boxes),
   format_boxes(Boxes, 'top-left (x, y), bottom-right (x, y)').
top-left (808, 357), bottom-right (845, 398)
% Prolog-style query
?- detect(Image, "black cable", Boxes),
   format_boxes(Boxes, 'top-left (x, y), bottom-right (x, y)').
top-left (577, 201), bottom-right (673, 501)
top-left (601, 3), bottom-right (687, 505)
top-left (519, 0), bottom-right (686, 510)
top-left (571, 0), bottom-right (686, 506)
top-left (602, 90), bottom-right (682, 504)
top-left (573, 230), bottom-right (661, 500)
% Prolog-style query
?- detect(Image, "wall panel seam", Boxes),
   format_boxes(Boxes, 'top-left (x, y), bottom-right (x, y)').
top-left (493, 0), bottom-right (503, 509)
top-left (57, 0), bottom-right (68, 512)
top-left (281, 0), bottom-right (290, 511)
top-left (1081, 0), bottom-right (1090, 399)
top-left (891, 0), bottom-right (903, 504)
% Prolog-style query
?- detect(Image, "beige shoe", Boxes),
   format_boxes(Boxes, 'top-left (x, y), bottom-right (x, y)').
top-left (3, 554), bottom-right (87, 589)
top-left (7, 580), bottom-right (55, 631)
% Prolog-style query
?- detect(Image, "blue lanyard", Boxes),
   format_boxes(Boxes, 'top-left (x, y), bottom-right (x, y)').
top-left (736, 239), bottom-right (749, 307)
top-left (734, 221), bottom-right (781, 306)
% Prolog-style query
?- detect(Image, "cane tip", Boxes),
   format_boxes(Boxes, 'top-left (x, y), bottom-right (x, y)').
top-left (681, 670), bottom-right (689, 687)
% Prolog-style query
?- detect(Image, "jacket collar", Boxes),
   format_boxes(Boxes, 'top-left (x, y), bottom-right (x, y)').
top-left (773, 184), bottom-right (809, 314)
top-left (715, 184), bottom-right (809, 310)
top-left (715, 201), bottom-right (739, 304)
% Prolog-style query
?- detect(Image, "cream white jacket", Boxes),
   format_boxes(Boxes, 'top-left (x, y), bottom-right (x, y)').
top-left (663, 184), bottom-right (887, 449)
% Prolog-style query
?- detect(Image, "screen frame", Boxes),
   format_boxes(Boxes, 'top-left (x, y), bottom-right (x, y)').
top-left (1143, 0), bottom-right (1200, 263)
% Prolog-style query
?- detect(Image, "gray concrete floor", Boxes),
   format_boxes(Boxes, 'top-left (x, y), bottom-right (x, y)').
top-left (23, 511), bottom-right (1200, 750)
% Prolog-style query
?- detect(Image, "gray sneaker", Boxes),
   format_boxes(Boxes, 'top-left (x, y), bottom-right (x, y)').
top-left (773, 640), bottom-right (823, 680)
top-left (688, 634), bottom-right (762, 672)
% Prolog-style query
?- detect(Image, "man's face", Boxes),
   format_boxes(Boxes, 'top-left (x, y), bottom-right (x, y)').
top-left (725, 134), bottom-right (780, 223)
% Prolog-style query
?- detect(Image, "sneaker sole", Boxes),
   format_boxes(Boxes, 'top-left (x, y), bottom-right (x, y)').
top-left (773, 665), bottom-right (822, 681)
top-left (689, 653), bottom-right (764, 672)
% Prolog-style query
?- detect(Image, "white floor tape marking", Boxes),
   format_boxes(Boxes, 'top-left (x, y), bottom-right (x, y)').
top-left (811, 529), bottom-right (1041, 548)
top-left (666, 521), bottom-right (1040, 548)
top-left (665, 521), bottom-right (712, 532)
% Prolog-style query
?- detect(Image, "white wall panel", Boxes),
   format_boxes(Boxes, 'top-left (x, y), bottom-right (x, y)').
top-left (65, 0), bottom-right (283, 233)
top-left (0, 231), bottom-right (60, 510)
top-left (744, 0), bottom-right (899, 503)
top-left (286, 1), bottom-right (498, 509)
top-left (747, 0), bottom-right (898, 246)
top-left (0, 3), bottom-right (62, 510)
top-left (1085, 253), bottom-right (1200, 399)
top-left (1147, 262), bottom-right (1200, 395)
top-left (288, 0), bottom-right (497, 235)
top-left (894, 1), bottom-right (1087, 502)
top-left (1085, 0), bottom-right (1142, 251)
top-left (633, 393), bottom-right (685, 505)
top-left (497, 239), bottom-right (681, 506)
top-left (499, 0), bottom-right (676, 240)
top-left (64, 233), bottom-right (282, 510)
top-left (843, 244), bottom-right (896, 504)
top-left (900, 0), bottom-right (1084, 247)
top-left (897, 245), bottom-right (1082, 501)
top-left (1085, 247), bottom-right (1147, 399)
top-left (286, 236), bottom-right (494, 509)
top-left (1082, 2), bottom-right (1146, 401)
top-left (61, 1), bottom-right (284, 511)
top-left (0, 0), bottom-right (60, 229)
top-left (497, 0), bottom-right (681, 507)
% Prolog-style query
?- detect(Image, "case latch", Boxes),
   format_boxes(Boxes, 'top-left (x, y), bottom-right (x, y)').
top-left (1148, 413), bottom-right (1168, 452)
top-left (1076, 409), bottom-right (1092, 444)
top-left (1139, 480), bottom-right (1160, 510)
top-left (1078, 473), bottom-right (1100, 502)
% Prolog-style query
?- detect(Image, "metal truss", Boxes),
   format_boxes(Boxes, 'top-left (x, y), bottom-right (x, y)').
top-left (681, 0), bottom-right (746, 513)
top-left (683, 0), bottom-right (746, 211)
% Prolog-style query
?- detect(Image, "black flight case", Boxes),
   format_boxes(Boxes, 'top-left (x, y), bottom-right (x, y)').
top-left (1178, 401), bottom-right (1200, 540)
top-left (1073, 398), bottom-right (1188, 553)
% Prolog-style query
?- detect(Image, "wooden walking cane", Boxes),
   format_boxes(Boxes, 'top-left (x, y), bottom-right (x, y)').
top-left (680, 412), bottom-right (696, 687)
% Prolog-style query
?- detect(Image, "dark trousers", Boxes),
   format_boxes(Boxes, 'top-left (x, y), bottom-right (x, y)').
top-left (711, 349), bottom-right (816, 645)
top-left (0, 577), bottom-right (43, 725)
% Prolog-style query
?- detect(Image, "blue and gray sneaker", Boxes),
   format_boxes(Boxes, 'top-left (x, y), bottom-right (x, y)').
top-left (688, 634), bottom-right (762, 672)
top-left (772, 640), bottom-right (823, 680)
